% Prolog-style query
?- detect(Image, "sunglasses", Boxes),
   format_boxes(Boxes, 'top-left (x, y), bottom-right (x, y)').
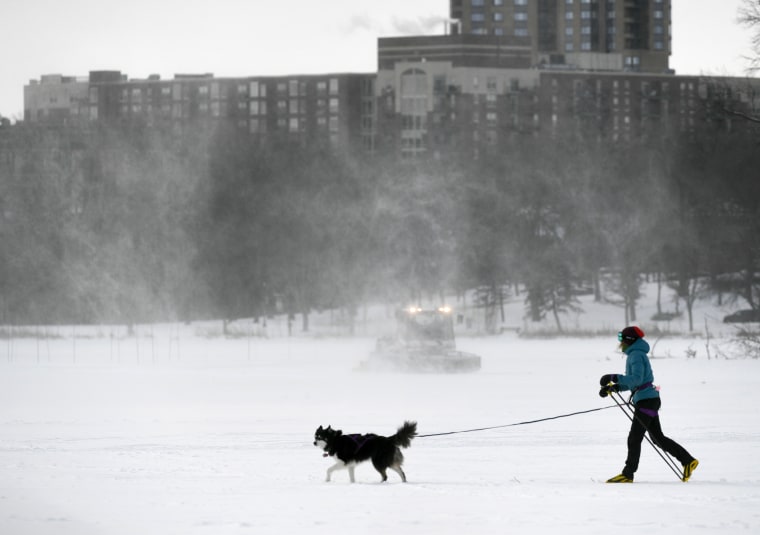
top-left (617, 332), bottom-right (623, 342)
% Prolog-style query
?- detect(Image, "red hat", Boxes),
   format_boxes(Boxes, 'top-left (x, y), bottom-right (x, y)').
top-left (619, 326), bottom-right (645, 345)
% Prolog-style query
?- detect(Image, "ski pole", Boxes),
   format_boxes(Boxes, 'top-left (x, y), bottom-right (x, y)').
top-left (609, 391), bottom-right (684, 481)
top-left (610, 391), bottom-right (683, 478)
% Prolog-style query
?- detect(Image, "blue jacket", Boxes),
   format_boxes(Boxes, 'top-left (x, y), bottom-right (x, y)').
top-left (617, 338), bottom-right (659, 404)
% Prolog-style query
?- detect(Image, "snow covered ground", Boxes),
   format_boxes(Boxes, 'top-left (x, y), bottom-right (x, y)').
top-left (1, 329), bottom-right (759, 535)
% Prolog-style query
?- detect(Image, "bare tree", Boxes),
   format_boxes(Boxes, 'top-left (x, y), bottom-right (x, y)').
top-left (739, 0), bottom-right (760, 73)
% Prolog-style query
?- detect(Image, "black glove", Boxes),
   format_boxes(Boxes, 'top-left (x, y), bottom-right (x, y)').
top-left (599, 384), bottom-right (619, 398)
top-left (599, 374), bottom-right (619, 386)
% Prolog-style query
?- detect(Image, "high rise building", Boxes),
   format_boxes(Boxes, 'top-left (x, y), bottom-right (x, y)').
top-left (449, 0), bottom-right (672, 73)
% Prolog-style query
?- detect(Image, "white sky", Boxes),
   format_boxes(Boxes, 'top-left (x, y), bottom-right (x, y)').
top-left (0, 0), bottom-right (756, 120)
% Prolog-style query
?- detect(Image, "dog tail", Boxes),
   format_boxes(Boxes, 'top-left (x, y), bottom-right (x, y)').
top-left (393, 421), bottom-right (417, 448)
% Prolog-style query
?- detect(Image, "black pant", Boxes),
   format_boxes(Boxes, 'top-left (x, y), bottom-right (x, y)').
top-left (623, 397), bottom-right (693, 478)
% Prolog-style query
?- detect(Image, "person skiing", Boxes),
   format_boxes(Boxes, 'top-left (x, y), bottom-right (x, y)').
top-left (599, 326), bottom-right (699, 483)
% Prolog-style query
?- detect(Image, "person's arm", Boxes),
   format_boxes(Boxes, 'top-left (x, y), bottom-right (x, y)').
top-left (616, 353), bottom-right (646, 392)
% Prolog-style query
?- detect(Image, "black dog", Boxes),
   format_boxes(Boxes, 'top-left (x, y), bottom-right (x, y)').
top-left (313, 421), bottom-right (417, 483)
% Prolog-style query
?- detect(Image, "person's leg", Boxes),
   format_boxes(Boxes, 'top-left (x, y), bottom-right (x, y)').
top-left (623, 408), bottom-right (650, 478)
top-left (644, 398), bottom-right (697, 481)
top-left (646, 414), bottom-right (694, 465)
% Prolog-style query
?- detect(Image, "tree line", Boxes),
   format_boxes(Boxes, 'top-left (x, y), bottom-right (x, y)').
top-left (0, 110), bottom-right (758, 332)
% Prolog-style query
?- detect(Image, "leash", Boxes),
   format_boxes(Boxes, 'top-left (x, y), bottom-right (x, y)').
top-left (417, 405), bottom-right (618, 438)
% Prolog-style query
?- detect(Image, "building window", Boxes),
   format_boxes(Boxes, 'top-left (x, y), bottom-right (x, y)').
top-left (493, 12), bottom-right (504, 22)
top-left (494, 0), bottom-right (504, 4)
top-left (514, 12), bottom-right (528, 21)
top-left (329, 78), bottom-right (339, 95)
top-left (565, 11), bottom-right (574, 19)
top-left (433, 75), bottom-right (447, 95)
top-left (515, 28), bottom-right (529, 36)
top-left (472, 13), bottom-right (485, 21)
top-left (514, 0), bottom-right (527, 4)
top-left (472, 0), bottom-right (485, 5)
top-left (400, 69), bottom-right (428, 116)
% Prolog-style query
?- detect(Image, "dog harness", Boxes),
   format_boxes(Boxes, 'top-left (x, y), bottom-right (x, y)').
top-left (346, 434), bottom-right (374, 452)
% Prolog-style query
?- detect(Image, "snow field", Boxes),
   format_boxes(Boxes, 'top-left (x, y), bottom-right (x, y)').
top-left (1, 335), bottom-right (759, 534)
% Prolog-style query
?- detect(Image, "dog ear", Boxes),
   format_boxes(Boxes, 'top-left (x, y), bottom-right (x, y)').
top-left (326, 425), bottom-right (332, 431)
top-left (317, 425), bottom-right (323, 432)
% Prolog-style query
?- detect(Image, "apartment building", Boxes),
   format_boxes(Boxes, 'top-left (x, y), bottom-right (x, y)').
top-left (23, 74), bottom-right (89, 123)
top-left (22, 0), bottom-right (759, 162)
top-left (25, 70), bottom-right (375, 154)
top-left (450, 0), bottom-right (672, 73)
top-left (374, 59), bottom-right (542, 159)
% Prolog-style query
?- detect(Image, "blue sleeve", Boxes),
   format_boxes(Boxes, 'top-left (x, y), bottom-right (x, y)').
top-left (616, 352), bottom-right (647, 392)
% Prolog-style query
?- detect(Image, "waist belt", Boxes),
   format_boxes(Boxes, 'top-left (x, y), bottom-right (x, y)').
top-left (633, 381), bottom-right (653, 394)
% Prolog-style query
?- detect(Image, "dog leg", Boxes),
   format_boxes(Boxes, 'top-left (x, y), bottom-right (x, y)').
top-left (371, 457), bottom-right (389, 482)
top-left (390, 465), bottom-right (407, 482)
top-left (326, 459), bottom-right (346, 482)
top-left (347, 463), bottom-right (356, 483)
